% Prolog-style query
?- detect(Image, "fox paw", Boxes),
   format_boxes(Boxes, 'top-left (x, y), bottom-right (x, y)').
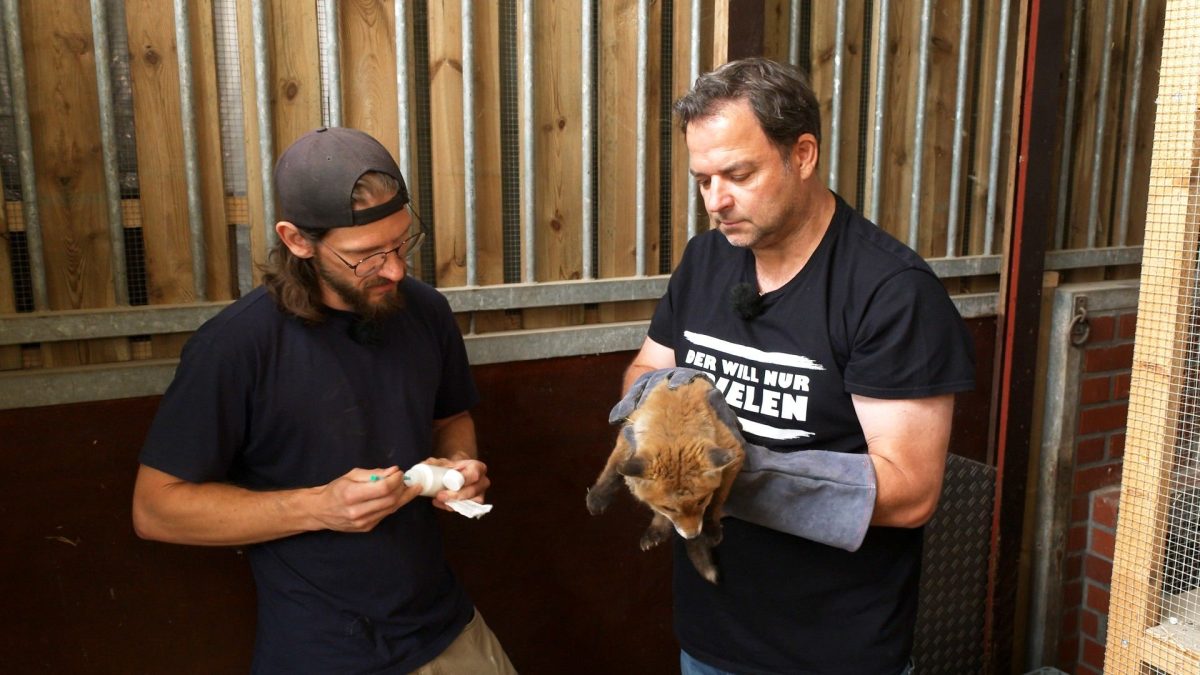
top-left (585, 488), bottom-right (610, 515)
top-left (640, 528), bottom-right (671, 551)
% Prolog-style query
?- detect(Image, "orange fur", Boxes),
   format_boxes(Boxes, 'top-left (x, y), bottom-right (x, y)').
top-left (587, 377), bottom-right (744, 583)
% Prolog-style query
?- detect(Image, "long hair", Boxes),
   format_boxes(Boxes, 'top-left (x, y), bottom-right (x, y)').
top-left (674, 57), bottom-right (821, 163)
top-left (262, 171), bottom-right (403, 321)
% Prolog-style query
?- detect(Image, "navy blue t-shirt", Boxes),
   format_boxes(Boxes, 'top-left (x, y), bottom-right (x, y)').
top-left (648, 194), bottom-right (975, 674)
top-left (140, 278), bottom-right (478, 674)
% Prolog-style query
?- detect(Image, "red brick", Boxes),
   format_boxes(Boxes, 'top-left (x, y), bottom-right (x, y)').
top-left (1113, 373), bottom-right (1131, 400)
top-left (1066, 552), bottom-right (1084, 580)
top-left (1073, 463), bottom-right (1122, 496)
top-left (1061, 606), bottom-right (1079, 636)
top-left (1088, 315), bottom-right (1116, 343)
top-left (1071, 494), bottom-right (1091, 523)
top-left (1119, 312), bottom-right (1137, 339)
top-left (1079, 403), bottom-right (1128, 434)
top-left (1109, 433), bottom-right (1125, 460)
top-left (1081, 609), bottom-right (1099, 639)
top-left (1076, 436), bottom-right (1106, 465)
top-left (1091, 487), bottom-right (1120, 529)
top-left (1064, 579), bottom-right (1084, 607)
top-left (1080, 376), bottom-right (1111, 404)
top-left (1091, 526), bottom-right (1116, 560)
top-left (1085, 554), bottom-right (1113, 585)
top-left (1068, 525), bottom-right (1088, 554)
top-left (1081, 636), bottom-right (1106, 670)
top-left (1086, 582), bottom-right (1111, 613)
top-left (1084, 343), bottom-right (1135, 372)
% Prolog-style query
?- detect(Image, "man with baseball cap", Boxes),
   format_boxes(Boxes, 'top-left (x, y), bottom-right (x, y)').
top-left (133, 127), bottom-right (516, 673)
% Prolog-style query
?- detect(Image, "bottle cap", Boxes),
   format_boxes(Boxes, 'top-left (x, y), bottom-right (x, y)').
top-left (443, 468), bottom-right (465, 492)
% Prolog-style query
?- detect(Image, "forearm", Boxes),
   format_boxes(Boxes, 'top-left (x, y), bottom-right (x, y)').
top-left (133, 476), bottom-right (320, 546)
top-left (433, 411), bottom-right (477, 461)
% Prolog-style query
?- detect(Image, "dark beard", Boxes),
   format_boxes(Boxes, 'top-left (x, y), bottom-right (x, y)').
top-left (314, 257), bottom-right (405, 320)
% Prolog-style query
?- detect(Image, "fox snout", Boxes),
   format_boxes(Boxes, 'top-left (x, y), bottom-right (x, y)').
top-left (669, 516), bottom-right (704, 540)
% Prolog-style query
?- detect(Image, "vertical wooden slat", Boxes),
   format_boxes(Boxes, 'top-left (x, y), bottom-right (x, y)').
top-left (669, 0), bottom-right (714, 269)
top-left (874, 0), bottom-right (917, 242)
top-left (965, 0), bottom-right (1001, 257)
top-left (810, 1), bottom-right (865, 209)
top-left (522, 0), bottom-right (584, 329)
top-left (914, 0), bottom-right (963, 258)
top-left (268, 0), bottom-right (321, 160)
top-left (428, 0), bottom-right (466, 287)
top-left (760, 0), bottom-right (792, 63)
top-left (0, 198), bottom-right (18, 370)
top-left (22, 0), bottom-right (125, 368)
top-left (235, 0), bottom-right (267, 280)
top-left (470, 0), bottom-right (503, 289)
top-left (1115, 0), bottom-right (1169, 253)
top-left (189, 0), bottom-right (233, 300)
top-left (598, 0), bottom-right (642, 280)
top-left (125, 0), bottom-right (196, 305)
top-left (596, 0), bottom-right (660, 325)
top-left (341, 0), bottom-right (399, 154)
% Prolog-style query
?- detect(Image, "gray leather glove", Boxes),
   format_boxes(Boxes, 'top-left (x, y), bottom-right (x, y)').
top-left (614, 367), bottom-right (877, 552)
top-left (722, 446), bottom-right (877, 552)
top-left (608, 367), bottom-right (710, 424)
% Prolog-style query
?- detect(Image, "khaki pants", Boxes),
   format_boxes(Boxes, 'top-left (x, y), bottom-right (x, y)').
top-left (409, 609), bottom-right (518, 675)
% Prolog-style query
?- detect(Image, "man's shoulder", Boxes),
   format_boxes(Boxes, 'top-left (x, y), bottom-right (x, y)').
top-left (832, 205), bottom-right (936, 283)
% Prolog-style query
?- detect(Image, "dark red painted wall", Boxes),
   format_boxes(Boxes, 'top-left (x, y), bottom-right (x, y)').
top-left (0, 318), bottom-right (993, 673)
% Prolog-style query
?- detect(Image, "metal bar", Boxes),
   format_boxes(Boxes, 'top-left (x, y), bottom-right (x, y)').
top-left (521, 0), bottom-right (535, 282)
top-left (946, 0), bottom-right (973, 257)
top-left (462, 0), bottom-right (476, 286)
top-left (982, 0), bottom-right (1013, 255)
top-left (89, 0), bottom-right (129, 305)
top-left (2, 0), bottom-right (45, 310)
top-left (984, 0), bottom-right (1065, 668)
top-left (635, 0), bottom-right (649, 276)
top-left (868, 0), bottom-right (890, 222)
top-left (788, 0), bottom-right (802, 66)
top-left (827, 0), bottom-right (846, 191)
top-left (1115, 0), bottom-right (1148, 247)
top-left (175, 0), bottom-right (208, 300)
top-left (907, 0), bottom-right (933, 250)
top-left (1085, 0), bottom-right (1116, 248)
top-left (686, 0), bottom-right (701, 239)
top-left (322, 0), bottom-right (342, 127)
top-left (252, 0), bottom-right (276, 244)
top-left (395, 0), bottom-right (412, 182)
top-left (581, 0), bottom-right (594, 279)
top-left (1054, 0), bottom-right (1084, 249)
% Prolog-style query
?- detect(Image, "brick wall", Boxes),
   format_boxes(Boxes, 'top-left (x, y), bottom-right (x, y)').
top-left (1056, 310), bottom-right (1136, 674)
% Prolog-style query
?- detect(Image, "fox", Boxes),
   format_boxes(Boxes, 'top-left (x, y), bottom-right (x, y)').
top-left (586, 375), bottom-right (744, 584)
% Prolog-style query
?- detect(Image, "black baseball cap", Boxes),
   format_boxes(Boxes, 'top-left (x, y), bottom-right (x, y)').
top-left (274, 127), bottom-right (410, 230)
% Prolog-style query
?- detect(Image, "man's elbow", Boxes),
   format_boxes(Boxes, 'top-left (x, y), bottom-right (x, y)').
top-left (895, 493), bottom-right (941, 528)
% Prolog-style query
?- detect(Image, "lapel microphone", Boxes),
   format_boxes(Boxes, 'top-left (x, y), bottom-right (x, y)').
top-left (729, 282), bottom-right (765, 320)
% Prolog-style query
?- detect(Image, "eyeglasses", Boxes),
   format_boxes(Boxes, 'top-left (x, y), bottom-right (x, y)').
top-left (320, 210), bottom-right (428, 278)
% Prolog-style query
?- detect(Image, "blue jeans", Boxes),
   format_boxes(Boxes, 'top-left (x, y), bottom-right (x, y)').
top-left (680, 650), bottom-right (915, 675)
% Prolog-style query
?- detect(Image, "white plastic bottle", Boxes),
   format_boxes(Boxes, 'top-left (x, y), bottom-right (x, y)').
top-left (404, 463), bottom-right (465, 497)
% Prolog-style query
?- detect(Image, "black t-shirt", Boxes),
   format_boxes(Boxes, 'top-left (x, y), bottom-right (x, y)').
top-left (648, 194), bottom-right (975, 674)
top-left (140, 279), bottom-right (478, 674)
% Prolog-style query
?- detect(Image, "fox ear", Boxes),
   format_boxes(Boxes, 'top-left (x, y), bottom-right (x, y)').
top-left (707, 447), bottom-right (738, 470)
top-left (617, 456), bottom-right (646, 478)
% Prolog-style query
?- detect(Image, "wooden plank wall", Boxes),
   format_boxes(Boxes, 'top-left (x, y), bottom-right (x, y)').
top-left (0, 0), bottom-right (1162, 380)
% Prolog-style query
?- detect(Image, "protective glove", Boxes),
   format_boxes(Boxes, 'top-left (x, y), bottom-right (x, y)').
top-left (611, 366), bottom-right (877, 552)
top-left (608, 367), bottom-right (710, 424)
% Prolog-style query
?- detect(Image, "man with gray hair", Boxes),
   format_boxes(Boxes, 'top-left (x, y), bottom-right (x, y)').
top-left (617, 58), bottom-right (975, 674)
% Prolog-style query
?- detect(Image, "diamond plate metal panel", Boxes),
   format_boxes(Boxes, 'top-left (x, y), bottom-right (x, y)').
top-left (913, 453), bottom-right (997, 674)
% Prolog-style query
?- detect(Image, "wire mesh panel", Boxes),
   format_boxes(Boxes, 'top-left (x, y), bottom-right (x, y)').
top-left (1106, 1), bottom-right (1200, 672)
